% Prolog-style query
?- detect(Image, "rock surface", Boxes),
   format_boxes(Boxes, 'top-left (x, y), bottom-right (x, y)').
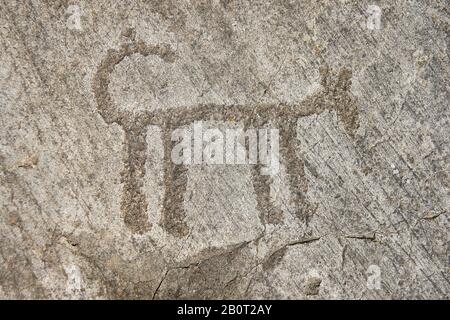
top-left (0, 0), bottom-right (448, 299)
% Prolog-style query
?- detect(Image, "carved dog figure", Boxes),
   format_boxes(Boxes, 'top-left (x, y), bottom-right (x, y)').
top-left (93, 41), bottom-right (359, 236)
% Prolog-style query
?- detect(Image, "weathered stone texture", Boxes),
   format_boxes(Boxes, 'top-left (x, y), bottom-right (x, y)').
top-left (0, 0), bottom-right (448, 299)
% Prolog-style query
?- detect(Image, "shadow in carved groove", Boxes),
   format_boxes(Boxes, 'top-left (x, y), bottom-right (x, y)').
top-left (92, 41), bottom-right (359, 237)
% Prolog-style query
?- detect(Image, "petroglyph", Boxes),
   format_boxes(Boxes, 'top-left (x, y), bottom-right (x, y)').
top-left (93, 41), bottom-right (359, 237)
top-left (92, 41), bottom-right (176, 234)
top-left (3, 0), bottom-right (449, 300)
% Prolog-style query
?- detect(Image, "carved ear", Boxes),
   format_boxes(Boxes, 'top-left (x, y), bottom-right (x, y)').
top-left (335, 68), bottom-right (352, 92)
top-left (319, 65), bottom-right (352, 94)
top-left (319, 65), bottom-right (330, 88)
top-left (318, 65), bottom-right (359, 136)
top-left (333, 68), bottom-right (359, 137)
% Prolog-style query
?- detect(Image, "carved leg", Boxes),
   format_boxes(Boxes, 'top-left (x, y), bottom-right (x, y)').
top-left (160, 125), bottom-right (189, 237)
